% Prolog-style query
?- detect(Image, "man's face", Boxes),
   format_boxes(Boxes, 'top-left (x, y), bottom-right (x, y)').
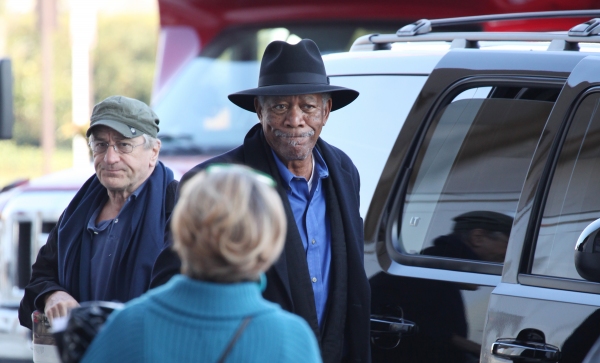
top-left (254, 94), bottom-right (332, 163)
top-left (468, 229), bottom-right (509, 262)
top-left (90, 126), bottom-right (160, 194)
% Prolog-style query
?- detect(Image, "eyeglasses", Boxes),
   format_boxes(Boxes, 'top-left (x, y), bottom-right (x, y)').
top-left (89, 141), bottom-right (145, 154)
top-left (205, 164), bottom-right (276, 188)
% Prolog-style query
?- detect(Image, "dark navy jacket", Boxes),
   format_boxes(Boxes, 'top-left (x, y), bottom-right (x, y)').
top-left (18, 165), bottom-right (178, 330)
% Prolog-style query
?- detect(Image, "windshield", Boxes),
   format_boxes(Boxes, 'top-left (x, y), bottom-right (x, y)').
top-left (154, 23), bottom-right (400, 156)
top-left (154, 58), bottom-right (260, 155)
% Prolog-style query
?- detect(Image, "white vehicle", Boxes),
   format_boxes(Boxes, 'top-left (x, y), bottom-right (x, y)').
top-left (0, 167), bottom-right (91, 361)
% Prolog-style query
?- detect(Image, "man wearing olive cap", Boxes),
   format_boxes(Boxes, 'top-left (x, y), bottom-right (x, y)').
top-left (151, 39), bottom-right (370, 363)
top-left (19, 95), bottom-right (178, 329)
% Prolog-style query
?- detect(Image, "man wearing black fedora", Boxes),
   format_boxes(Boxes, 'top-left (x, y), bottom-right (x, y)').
top-left (151, 39), bottom-right (370, 363)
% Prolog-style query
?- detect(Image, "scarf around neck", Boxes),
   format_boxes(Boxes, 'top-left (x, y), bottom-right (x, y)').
top-left (57, 161), bottom-right (174, 303)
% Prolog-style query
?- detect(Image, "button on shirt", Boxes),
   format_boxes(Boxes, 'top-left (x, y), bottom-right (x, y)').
top-left (86, 181), bottom-right (147, 301)
top-left (272, 149), bottom-right (331, 328)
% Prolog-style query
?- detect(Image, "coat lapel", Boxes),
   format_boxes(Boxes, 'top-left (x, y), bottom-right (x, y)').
top-left (320, 176), bottom-right (348, 362)
top-left (317, 139), bottom-right (371, 362)
top-left (241, 124), bottom-right (295, 308)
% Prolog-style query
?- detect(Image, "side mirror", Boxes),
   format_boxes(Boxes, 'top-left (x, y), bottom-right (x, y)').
top-left (575, 218), bottom-right (600, 282)
top-left (0, 58), bottom-right (14, 140)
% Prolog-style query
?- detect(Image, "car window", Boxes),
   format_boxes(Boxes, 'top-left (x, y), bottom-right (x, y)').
top-left (533, 92), bottom-right (600, 279)
top-left (154, 58), bottom-right (260, 155)
top-left (321, 75), bottom-right (428, 218)
top-left (394, 84), bottom-right (559, 268)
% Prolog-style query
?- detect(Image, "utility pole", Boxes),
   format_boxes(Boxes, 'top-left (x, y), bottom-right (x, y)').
top-left (70, 0), bottom-right (97, 169)
top-left (39, 0), bottom-right (56, 174)
top-left (0, 0), bottom-right (7, 56)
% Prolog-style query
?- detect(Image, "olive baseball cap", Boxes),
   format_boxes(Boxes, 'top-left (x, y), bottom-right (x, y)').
top-left (86, 95), bottom-right (160, 138)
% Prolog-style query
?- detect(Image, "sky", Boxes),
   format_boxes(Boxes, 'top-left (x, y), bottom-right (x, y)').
top-left (5, 0), bottom-right (157, 14)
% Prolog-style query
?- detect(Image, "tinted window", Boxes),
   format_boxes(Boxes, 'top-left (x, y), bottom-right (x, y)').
top-left (534, 92), bottom-right (600, 279)
top-left (395, 85), bottom-right (557, 267)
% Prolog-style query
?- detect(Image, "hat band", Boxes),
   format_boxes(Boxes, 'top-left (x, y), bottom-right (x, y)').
top-left (259, 72), bottom-right (329, 87)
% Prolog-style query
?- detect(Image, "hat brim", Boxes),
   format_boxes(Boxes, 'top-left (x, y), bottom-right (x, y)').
top-left (86, 119), bottom-right (140, 138)
top-left (228, 84), bottom-right (359, 113)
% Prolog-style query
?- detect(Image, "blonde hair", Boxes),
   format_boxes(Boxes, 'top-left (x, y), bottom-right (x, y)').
top-left (171, 164), bottom-right (287, 282)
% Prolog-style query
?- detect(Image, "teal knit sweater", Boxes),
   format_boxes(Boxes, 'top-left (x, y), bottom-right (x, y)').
top-left (80, 275), bottom-right (322, 363)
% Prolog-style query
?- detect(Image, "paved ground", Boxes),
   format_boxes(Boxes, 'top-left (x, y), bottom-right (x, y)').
top-left (0, 331), bottom-right (32, 362)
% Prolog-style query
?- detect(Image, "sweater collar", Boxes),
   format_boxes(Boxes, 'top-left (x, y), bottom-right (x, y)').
top-left (150, 275), bottom-right (275, 318)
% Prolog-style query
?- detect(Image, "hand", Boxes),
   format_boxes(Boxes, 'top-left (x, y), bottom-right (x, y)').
top-left (44, 291), bottom-right (79, 324)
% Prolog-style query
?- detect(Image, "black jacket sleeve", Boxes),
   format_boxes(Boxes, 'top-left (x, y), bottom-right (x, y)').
top-left (149, 179), bottom-right (181, 288)
top-left (148, 242), bottom-right (182, 288)
top-left (149, 174), bottom-right (195, 289)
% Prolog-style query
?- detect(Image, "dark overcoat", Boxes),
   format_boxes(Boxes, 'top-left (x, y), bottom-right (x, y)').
top-left (18, 165), bottom-right (178, 330)
top-left (151, 123), bottom-right (371, 363)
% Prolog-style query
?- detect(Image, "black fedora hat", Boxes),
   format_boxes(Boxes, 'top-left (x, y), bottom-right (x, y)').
top-left (228, 39), bottom-right (359, 112)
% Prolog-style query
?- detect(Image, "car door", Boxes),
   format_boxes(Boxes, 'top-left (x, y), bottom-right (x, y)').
top-left (481, 56), bottom-right (600, 363)
top-left (363, 50), bottom-right (590, 363)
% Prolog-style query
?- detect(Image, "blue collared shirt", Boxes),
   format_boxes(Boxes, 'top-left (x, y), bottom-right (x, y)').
top-left (272, 148), bottom-right (331, 328)
top-left (87, 181), bottom-right (147, 301)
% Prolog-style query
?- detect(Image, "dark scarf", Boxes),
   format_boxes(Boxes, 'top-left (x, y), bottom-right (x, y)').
top-left (57, 161), bottom-right (174, 303)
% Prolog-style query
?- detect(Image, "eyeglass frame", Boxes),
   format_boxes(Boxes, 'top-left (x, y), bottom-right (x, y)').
top-left (89, 139), bottom-right (146, 154)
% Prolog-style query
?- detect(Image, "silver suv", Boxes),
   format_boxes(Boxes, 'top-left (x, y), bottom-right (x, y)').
top-left (320, 10), bottom-right (600, 363)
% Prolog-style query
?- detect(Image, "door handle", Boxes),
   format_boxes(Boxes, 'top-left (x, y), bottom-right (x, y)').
top-left (370, 315), bottom-right (418, 349)
top-left (370, 315), bottom-right (417, 336)
top-left (491, 338), bottom-right (561, 362)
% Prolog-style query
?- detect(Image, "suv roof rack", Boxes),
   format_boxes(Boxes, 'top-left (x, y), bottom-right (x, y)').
top-left (351, 10), bottom-right (600, 52)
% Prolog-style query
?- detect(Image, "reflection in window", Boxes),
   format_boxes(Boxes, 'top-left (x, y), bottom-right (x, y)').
top-left (534, 93), bottom-right (600, 279)
top-left (396, 85), bottom-right (556, 264)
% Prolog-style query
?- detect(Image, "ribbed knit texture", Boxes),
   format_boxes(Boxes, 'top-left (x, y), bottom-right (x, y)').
top-left (80, 275), bottom-right (322, 363)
